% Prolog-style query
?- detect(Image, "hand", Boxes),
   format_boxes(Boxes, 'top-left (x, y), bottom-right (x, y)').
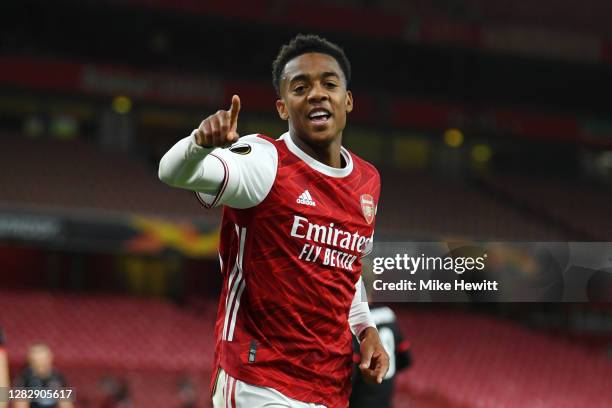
top-left (358, 327), bottom-right (390, 384)
top-left (195, 95), bottom-right (241, 147)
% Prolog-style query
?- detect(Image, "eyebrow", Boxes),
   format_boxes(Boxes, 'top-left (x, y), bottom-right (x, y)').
top-left (288, 71), bottom-right (341, 85)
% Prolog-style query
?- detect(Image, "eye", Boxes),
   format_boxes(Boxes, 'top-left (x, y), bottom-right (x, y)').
top-left (325, 82), bottom-right (338, 89)
top-left (292, 85), bottom-right (306, 94)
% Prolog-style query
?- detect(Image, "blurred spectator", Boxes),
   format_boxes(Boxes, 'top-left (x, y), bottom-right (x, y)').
top-left (98, 376), bottom-right (133, 408)
top-left (98, 105), bottom-right (134, 153)
top-left (177, 376), bottom-right (196, 408)
top-left (13, 344), bottom-right (73, 408)
top-left (0, 328), bottom-right (8, 408)
top-left (350, 305), bottom-right (412, 408)
top-left (351, 261), bottom-right (412, 407)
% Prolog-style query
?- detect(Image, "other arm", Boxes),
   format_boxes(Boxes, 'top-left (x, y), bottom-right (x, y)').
top-left (348, 278), bottom-right (389, 384)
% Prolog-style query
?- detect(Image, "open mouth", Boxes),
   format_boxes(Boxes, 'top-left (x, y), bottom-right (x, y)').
top-left (308, 108), bottom-right (331, 123)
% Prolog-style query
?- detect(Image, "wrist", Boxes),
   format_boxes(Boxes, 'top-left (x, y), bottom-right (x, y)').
top-left (358, 326), bottom-right (378, 343)
top-left (190, 130), bottom-right (214, 150)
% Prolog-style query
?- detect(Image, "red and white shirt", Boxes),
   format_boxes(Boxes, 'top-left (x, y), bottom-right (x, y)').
top-left (159, 132), bottom-right (380, 408)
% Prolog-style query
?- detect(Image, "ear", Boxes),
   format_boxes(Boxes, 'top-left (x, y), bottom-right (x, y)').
top-left (276, 99), bottom-right (289, 120)
top-left (345, 90), bottom-right (353, 114)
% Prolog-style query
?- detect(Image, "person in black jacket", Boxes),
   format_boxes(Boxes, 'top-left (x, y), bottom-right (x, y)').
top-left (350, 305), bottom-right (412, 408)
top-left (13, 344), bottom-right (73, 408)
top-left (350, 258), bottom-right (413, 408)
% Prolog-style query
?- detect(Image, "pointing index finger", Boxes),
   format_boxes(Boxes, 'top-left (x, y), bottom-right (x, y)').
top-left (229, 94), bottom-right (241, 129)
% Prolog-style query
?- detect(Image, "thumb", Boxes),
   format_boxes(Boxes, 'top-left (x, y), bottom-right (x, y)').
top-left (229, 94), bottom-right (241, 131)
top-left (360, 347), bottom-right (374, 369)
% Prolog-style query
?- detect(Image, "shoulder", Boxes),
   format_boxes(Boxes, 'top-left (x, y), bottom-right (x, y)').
top-left (206, 134), bottom-right (279, 209)
top-left (51, 370), bottom-right (67, 386)
top-left (237, 133), bottom-right (276, 146)
top-left (214, 134), bottom-right (278, 163)
top-left (347, 149), bottom-right (380, 181)
top-left (250, 133), bottom-right (277, 144)
top-left (13, 368), bottom-right (33, 386)
top-left (346, 149), bottom-right (381, 199)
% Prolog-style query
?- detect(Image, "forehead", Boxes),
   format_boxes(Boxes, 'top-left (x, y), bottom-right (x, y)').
top-left (30, 348), bottom-right (51, 359)
top-left (282, 52), bottom-right (344, 83)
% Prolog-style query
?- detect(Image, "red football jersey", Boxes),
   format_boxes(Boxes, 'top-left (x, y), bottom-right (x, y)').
top-left (209, 134), bottom-right (380, 407)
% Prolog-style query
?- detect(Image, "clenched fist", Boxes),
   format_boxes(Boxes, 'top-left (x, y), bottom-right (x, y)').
top-left (195, 95), bottom-right (241, 147)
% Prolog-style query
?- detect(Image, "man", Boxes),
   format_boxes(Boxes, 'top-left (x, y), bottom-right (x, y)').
top-left (350, 306), bottom-right (412, 408)
top-left (349, 258), bottom-right (412, 408)
top-left (13, 344), bottom-right (73, 408)
top-left (159, 34), bottom-right (389, 408)
top-left (350, 261), bottom-right (413, 407)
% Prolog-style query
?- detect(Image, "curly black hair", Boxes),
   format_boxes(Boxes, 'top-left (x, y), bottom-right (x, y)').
top-left (272, 34), bottom-right (351, 96)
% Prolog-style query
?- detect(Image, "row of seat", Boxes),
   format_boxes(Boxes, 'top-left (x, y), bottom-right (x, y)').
top-left (2, 291), bottom-right (611, 407)
top-left (0, 135), bottom-right (218, 220)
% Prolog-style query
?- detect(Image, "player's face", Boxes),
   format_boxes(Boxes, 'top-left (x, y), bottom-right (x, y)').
top-left (276, 52), bottom-right (353, 147)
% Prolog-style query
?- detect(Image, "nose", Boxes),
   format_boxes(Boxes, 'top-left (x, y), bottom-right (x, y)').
top-left (307, 83), bottom-right (329, 103)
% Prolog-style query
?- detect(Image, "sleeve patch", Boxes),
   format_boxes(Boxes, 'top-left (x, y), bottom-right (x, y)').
top-left (229, 143), bottom-right (252, 155)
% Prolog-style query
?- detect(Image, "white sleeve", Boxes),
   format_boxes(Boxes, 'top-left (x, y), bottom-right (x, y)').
top-left (158, 131), bottom-right (277, 209)
top-left (361, 232), bottom-right (374, 258)
top-left (158, 130), bottom-right (224, 192)
top-left (348, 277), bottom-right (376, 339)
top-left (196, 134), bottom-right (278, 209)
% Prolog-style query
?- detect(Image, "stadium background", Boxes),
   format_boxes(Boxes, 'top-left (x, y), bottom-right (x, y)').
top-left (1, 0), bottom-right (611, 406)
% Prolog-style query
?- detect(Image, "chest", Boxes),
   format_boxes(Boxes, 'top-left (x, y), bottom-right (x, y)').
top-left (268, 162), bottom-right (376, 234)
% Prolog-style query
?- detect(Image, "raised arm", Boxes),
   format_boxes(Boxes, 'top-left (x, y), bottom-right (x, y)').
top-left (158, 95), bottom-right (278, 209)
top-left (158, 95), bottom-right (241, 191)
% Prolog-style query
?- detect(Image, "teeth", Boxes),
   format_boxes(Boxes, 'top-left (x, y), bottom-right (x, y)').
top-left (309, 110), bottom-right (330, 119)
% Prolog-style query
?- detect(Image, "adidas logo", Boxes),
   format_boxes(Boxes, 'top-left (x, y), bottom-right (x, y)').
top-left (296, 190), bottom-right (316, 207)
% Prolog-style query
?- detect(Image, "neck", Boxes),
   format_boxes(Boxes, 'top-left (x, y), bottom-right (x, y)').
top-left (289, 131), bottom-right (343, 168)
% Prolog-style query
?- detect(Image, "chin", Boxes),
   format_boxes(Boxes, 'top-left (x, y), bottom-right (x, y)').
top-left (306, 129), bottom-right (336, 146)
top-left (292, 121), bottom-right (340, 147)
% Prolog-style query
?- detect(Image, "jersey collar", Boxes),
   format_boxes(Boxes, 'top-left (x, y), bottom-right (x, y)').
top-left (280, 132), bottom-right (353, 178)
